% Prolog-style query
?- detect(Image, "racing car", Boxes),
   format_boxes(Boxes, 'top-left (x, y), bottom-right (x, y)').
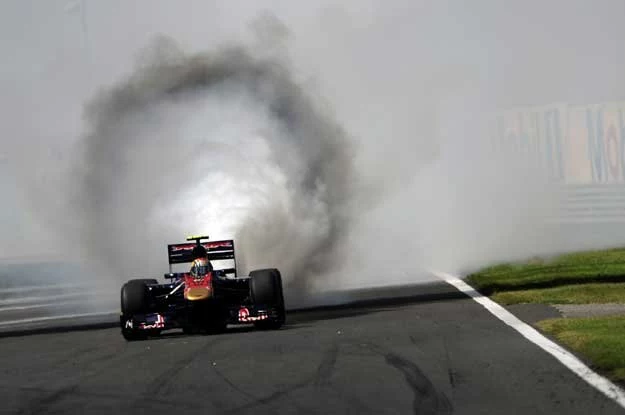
top-left (119, 235), bottom-right (285, 340)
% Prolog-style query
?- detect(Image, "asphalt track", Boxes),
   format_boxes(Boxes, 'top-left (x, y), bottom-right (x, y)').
top-left (0, 281), bottom-right (623, 414)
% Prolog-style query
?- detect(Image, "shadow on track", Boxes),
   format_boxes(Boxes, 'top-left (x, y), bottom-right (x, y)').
top-left (0, 321), bottom-right (119, 339)
top-left (288, 281), bottom-right (467, 323)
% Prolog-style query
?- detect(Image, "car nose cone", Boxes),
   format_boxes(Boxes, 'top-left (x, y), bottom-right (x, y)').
top-left (185, 287), bottom-right (211, 301)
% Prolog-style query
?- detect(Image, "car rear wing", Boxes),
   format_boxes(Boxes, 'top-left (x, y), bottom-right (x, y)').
top-left (167, 239), bottom-right (237, 277)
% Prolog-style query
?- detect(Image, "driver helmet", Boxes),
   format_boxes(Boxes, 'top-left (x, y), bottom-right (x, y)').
top-left (190, 257), bottom-right (213, 278)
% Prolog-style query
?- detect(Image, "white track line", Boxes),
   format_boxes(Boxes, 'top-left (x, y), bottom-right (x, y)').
top-left (0, 284), bottom-right (86, 294)
top-left (0, 310), bottom-right (118, 328)
top-left (434, 271), bottom-right (625, 409)
top-left (0, 293), bottom-right (86, 306)
top-left (0, 291), bottom-right (116, 306)
top-left (0, 301), bottom-right (84, 312)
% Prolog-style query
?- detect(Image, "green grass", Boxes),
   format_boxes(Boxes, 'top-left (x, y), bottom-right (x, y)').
top-left (492, 283), bottom-right (625, 305)
top-left (538, 316), bottom-right (625, 382)
top-left (467, 247), bottom-right (625, 294)
top-left (468, 247), bottom-right (625, 384)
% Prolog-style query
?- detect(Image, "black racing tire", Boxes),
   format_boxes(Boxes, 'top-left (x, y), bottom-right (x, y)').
top-left (120, 279), bottom-right (157, 341)
top-left (249, 268), bottom-right (285, 330)
top-left (121, 280), bottom-right (153, 316)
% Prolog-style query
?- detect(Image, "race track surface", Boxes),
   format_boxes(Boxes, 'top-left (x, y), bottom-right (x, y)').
top-left (0, 281), bottom-right (622, 414)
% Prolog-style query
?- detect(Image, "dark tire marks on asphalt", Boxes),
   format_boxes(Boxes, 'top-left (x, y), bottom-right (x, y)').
top-left (17, 384), bottom-right (79, 415)
top-left (225, 377), bottom-right (313, 415)
top-left (142, 338), bottom-right (222, 396)
top-left (224, 343), bottom-right (340, 414)
top-left (314, 343), bottom-right (339, 388)
top-left (362, 342), bottom-right (453, 415)
top-left (10, 336), bottom-right (152, 415)
top-left (385, 352), bottom-right (453, 415)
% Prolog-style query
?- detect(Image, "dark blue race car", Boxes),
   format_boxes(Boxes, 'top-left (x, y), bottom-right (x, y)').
top-left (119, 236), bottom-right (285, 341)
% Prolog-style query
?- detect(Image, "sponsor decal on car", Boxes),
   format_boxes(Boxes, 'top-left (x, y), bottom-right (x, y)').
top-left (238, 307), bottom-right (269, 322)
top-left (171, 241), bottom-right (234, 252)
top-left (140, 314), bottom-right (165, 329)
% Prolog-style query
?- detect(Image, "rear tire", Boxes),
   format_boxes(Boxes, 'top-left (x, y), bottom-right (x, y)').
top-left (249, 268), bottom-right (285, 330)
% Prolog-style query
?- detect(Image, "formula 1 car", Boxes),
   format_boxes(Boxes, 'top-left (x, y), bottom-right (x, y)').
top-left (119, 236), bottom-right (285, 341)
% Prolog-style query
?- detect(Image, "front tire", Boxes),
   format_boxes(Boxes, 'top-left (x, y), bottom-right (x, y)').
top-left (120, 279), bottom-right (154, 341)
top-left (121, 279), bottom-right (153, 315)
top-left (249, 268), bottom-right (285, 330)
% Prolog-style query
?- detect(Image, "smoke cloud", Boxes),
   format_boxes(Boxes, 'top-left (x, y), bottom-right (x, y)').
top-left (61, 34), bottom-right (355, 304)
top-left (3, 1), bottom-right (625, 309)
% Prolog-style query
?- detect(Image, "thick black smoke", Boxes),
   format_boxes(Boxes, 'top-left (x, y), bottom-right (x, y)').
top-left (70, 37), bottom-right (354, 303)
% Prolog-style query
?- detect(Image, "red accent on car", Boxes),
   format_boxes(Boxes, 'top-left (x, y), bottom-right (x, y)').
top-left (139, 314), bottom-right (165, 329)
top-left (238, 307), bottom-right (250, 321)
top-left (171, 241), bottom-right (233, 252)
top-left (183, 272), bottom-right (213, 300)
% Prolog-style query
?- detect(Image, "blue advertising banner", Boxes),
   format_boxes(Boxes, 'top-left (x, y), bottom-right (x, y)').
top-left (496, 102), bottom-right (625, 185)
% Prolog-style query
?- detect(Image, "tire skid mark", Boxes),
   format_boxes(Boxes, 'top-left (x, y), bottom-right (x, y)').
top-left (224, 343), bottom-right (340, 414)
top-left (422, 316), bottom-right (459, 393)
top-left (442, 335), bottom-right (457, 390)
top-left (447, 368), bottom-right (456, 390)
top-left (12, 340), bottom-right (152, 414)
top-left (18, 384), bottom-right (79, 415)
top-left (385, 353), bottom-right (453, 415)
top-left (222, 371), bottom-right (317, 415)
top-left (143, 337), bottom-right (223, 396)
top-left (122, 338), bottom-right (227, 413)
top-left (54, 344), bottom-right (120, 370)
top-left (409, 335), bottom-right (420, 348)
top-left (314, 343), bottom-right (339, 387)
top-left (364, 343), bottom-right (453, 415)
top-left (211, 364), bottom-right (259, 403)
top-left (10, 384), bottom-right (199, 413)
top-left (219, 368), bottom-right (313, 415)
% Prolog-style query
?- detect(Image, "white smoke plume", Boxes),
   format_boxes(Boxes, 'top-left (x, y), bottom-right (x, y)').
top-left (66, 36), bottom-right (355, 303)
top-left (3, 1), bottom-right (625, 309)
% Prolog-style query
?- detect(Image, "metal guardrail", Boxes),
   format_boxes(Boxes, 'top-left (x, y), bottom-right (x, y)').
top-left (0, 284), bottom-right (118, 329)
top-left (552, 185), bottom-right (625, 224)
top-left (0, 262), bottom-right (119, 328)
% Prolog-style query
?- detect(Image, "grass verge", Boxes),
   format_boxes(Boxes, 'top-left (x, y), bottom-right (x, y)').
top-left (469, 246), bottom-right (625, 386)
top-left (467, 247), bottom-right (625, 295)
top-left (538, 317), bottom-right (625, 382)
top-left (492, 283), bottom-right (625, 305)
